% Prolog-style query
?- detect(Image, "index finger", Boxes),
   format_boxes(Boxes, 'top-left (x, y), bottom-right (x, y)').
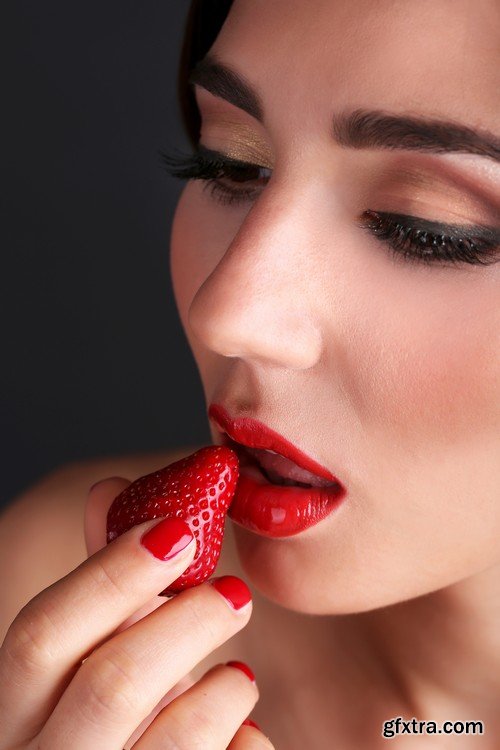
top-left (84, 479), bottom-right (169, 634)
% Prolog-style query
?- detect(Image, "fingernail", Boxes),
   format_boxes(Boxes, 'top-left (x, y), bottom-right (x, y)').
top-left (140, 518), bottom-right (194, 561)
top-left (242, 718), bottom-right (261, 730)
top-left (89, 477), bottom-right (125, 495)
top-left (88, 479), bottom-right (105, 494)
top-left (226, 660), bottom-right (257, 685)
top-left (209, 575), bottom-right (252, 611)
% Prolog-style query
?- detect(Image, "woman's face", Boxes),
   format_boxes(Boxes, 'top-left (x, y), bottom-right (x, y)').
top-left (170, 0), bottom-right (500, 614)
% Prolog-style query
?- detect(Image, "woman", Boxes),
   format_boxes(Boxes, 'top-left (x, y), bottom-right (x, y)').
top-left (1, 0), bottom-right (499, 747)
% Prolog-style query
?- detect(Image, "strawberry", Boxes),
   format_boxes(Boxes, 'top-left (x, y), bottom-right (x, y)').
top-left (106, 445), bottom-right (239, 596)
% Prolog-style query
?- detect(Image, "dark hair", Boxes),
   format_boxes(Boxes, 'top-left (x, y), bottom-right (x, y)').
top-left (178, 0), bottom-right (234, 148)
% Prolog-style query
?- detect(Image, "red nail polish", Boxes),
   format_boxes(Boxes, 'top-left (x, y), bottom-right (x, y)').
top-left (226, 660), bottom-right (256, 684)
top-left (242, 718), bottom-right (261, 730)
top-left (140, 518), bottom-right (194, 561)
top-left (209, 575), bottom-right (252, 610)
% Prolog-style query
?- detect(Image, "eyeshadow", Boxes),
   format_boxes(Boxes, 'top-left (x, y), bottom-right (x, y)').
top-left (200, 113), bottom-right (274, 170)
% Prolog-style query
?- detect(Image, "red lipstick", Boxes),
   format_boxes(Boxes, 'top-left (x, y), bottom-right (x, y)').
top-left (208, 403), bottom-right (347, 538)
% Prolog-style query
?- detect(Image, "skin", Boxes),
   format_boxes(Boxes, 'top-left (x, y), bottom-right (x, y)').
top-left (169, 0), bottom-right (500, 745)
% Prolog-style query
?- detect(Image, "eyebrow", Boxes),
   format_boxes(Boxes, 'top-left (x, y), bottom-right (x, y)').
top-left (189, 55), bottom-right (500, 164)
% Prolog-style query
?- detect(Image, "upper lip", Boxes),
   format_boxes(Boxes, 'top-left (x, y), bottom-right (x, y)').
top-left (208, 403), bottom-right (342, 485)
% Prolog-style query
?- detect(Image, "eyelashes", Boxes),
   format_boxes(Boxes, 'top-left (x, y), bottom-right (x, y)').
top-left (160, 145), bottom-right (500, 268)
top-left (359, 210), bottom-right (499, 267)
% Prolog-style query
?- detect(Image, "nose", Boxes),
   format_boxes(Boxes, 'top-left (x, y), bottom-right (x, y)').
top-left (187, 195), bottom-right (324, 370)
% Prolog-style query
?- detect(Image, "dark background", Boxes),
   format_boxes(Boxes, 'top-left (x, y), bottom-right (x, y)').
top-left (2, 1), bottom-right (211, 509)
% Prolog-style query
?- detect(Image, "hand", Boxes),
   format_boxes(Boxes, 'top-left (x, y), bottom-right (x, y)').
top-left (0, 477), bottom-right (274, 749)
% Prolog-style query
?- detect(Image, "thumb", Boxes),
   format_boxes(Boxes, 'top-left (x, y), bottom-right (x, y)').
top-left (84, 476), bottom-right (131, 557)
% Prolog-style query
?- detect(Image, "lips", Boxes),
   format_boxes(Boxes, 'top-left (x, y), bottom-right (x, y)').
top-left (208, 403), bottom-right (347, 537)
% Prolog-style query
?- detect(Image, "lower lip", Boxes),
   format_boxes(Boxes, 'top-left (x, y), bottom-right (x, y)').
top-left (227, 460), bottom-right (346, 538)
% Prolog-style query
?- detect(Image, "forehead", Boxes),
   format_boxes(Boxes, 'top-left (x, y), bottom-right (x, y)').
top-left (209, 0), bottom-right (499, 135)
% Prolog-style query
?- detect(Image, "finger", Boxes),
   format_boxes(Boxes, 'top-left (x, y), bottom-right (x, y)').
top-left (131, 662), bottom-right (258, 749)
top-left (41, 576), bottom-right (253, 749)
top-left (0, 512), bottom-right (197, 747)
top-left (228, 723), bottom-right (276, 750)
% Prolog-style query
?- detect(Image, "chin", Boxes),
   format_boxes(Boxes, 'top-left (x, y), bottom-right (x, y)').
top-left (230, 523), bottom-right (389, 615)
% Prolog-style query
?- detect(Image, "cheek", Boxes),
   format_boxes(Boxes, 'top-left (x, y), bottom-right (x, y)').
top-left (349, 266), bottom-right (500, 447)
top-left (340, 259), bottom-right (500, 553)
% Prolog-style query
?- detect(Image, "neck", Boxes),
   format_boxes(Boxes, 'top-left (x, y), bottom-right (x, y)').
top-left (252, 564), bottom-right (500, 748)
top-left (345, 563), bottom-right (500, 721)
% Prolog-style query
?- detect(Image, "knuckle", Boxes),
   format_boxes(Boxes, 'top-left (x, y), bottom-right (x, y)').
top-left (162, 704), bottom-right (219, 750)
top-left (86, 556), bottom-right (129, 604)
top-left (79, 644), bottom-right (143, 721)
top-left (3, 596), bottom-right (62, 673)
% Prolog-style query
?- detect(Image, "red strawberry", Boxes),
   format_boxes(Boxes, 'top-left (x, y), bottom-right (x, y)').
top-left (106, 445), bottom-right (239, 596)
